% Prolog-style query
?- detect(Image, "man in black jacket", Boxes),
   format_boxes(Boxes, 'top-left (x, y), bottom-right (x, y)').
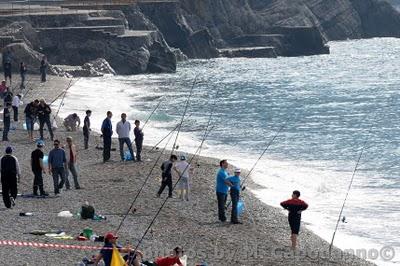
top-left (37, 99), bottom-right (54, 141)
top-left (157, 154), bottom-right (177, 198)
top-left (0, 147), bottom-right (21, 208)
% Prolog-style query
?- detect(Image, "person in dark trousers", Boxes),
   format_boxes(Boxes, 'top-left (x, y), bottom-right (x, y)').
top-left (12, 94), bottom-right (21, 124)
top-left (31, 140), bottom-right (48, 196)
top-left (116, 113), bottom-right (135, 161)
top-left (3, 86), bottom-right (13, 106)
top-left (19, 62), bottom-right (27, 89)
top-left (83, 110), bottom-right (91, 149)
top-left (280, 190), bottom-right (309, 250)
top-left (2, 103), bottom-right (11, 141)
top-left (65, 136), bottom-right (80, 189)
top-left (48, 139), bottom-right (67, 195)
top-left (157, 154), bottom-right (177, 198)
top-left (134, 120), bottom-right (143, 161)
top-left (3, 60), bottom-right (12, 86)
top-left (226, 168), bottom-right (242, 224)
top-left (0, 146), bottom-right (21, 208)
top-left (101, 111), bottom-right (113, 163)
top-left (37, 98), bottom-right (53, 141)
top-left (40, 56), bottom-right (48, 82)
top-left (216, 159), bottom-right (230, 222)
top-left (24, 99), bottom-right (39, 141)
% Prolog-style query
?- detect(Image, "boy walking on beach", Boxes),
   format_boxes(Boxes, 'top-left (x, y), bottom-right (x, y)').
top-left (101, 111), bottom-right (113, 163)
top-left (157, 154), bottom-right (177, 198)
top-left (48, 139), bottom-right (67, 195)
top-left (12, 94), bottom-right (22, 127)
top-left (226, 168), bottom-right (242, 224)
top-left (174, 155), bottom-right (192, 201)
top-left (280, 190), bottom-right (308, 249)
top-left (116, 113), bottom-right (135, 161)
top-left (216, 159), bottom-right (229, 222)
top-left (31, 141), bottom-right (48, 196)
top-left (65, 136), bottom-right (80, 189)
top-left (0, 147), bottom-right (21, 208)
top-left (83, 110), bottom-right (91, 149)
top-left (134, 120), bottom-right (143, 161)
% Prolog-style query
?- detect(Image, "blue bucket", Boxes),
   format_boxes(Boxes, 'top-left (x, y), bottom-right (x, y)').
top-left (124, 151), bottom-right (133, 161)
top-left (43, 155), bottom-right (49, 167)
top-left (237, 200), bottom-right (245, 216)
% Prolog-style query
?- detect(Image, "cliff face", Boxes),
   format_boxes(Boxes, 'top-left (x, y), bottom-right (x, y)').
top-left (140, 0), bottom-right (400, 58)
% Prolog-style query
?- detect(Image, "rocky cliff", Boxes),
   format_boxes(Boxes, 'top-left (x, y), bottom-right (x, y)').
top-left (137, 0), bottom-right (400, 58)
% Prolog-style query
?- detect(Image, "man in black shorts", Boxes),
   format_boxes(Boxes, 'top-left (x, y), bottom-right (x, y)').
top-left (157, 154), bottom-right (177, 198)
top-left (280, 190), bottom-right (308, 249)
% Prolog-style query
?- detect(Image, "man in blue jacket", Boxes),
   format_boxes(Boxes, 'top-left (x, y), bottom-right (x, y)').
top-left (101, 111), bottom-right (113, 163)
top-left (216, 159), bottom-right (231, 222)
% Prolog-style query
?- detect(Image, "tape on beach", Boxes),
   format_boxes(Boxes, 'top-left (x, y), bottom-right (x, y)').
top-left (0, 240), bottom-right (111, 251)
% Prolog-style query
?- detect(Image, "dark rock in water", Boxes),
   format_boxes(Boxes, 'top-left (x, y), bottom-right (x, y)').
top-left (147, 41), bottom-right (176, 73)
top-left (82, 58), bottom-right (116, 76)
top-left (171, 48), bottom-right (188, 62)
top-left (219, 47), bottom-right (277, 58)
top-left (186, 29), bottom-right (219, 59)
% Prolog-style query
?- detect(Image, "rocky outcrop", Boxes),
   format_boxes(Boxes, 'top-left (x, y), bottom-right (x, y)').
top-left (0, 10), bottom-right (176, 75)
top-left (61, 58), bottom-right (116, 77)
top-left (1, 42), bottom-right (44, 74)
top-left (219, 47), bottom-right (277, 58)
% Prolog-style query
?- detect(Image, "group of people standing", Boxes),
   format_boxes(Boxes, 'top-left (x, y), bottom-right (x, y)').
top-left (101, 111), bottom-right (144, 163)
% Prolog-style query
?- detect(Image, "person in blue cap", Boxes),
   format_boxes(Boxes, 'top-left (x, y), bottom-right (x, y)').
top-left (31, 140), bottom-right (48, 196)
top-left (0, 147), bottom-right (21, 208)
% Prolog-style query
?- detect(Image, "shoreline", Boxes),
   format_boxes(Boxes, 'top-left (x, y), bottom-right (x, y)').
top-left (0, 74), bottom-right (374, 265)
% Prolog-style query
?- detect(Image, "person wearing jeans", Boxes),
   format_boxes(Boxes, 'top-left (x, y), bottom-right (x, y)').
top-left (226, 168), bottom-right (242, 224)
top-left (48, 139), bottom-right (67, 195)
top-left (116, 113), bottom-right (135, 161)
top-left (216, 159), bottom-right (230, 222)
top-left (65, 136), bottom-right (80, 189)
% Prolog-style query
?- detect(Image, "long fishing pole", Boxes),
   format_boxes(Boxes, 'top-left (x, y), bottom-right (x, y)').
top-left (195, 86), bottom-right (221, 166)
top-left (328, 117), bottom-right (376, 257)
top-left (170, 74), bottom-right (199, 155)
top-left (226, 121), bottom-right (288, 208)
top-left (149, 113), bottom-right (194, 153)
top-left (128, 123), bottom-right (216, 264)
top-left (115, 124), bottom-right (178, 233)
top-left (140, 97), bottom-right (163, 131)
top-left (52, 78), bottom-right (81, 120)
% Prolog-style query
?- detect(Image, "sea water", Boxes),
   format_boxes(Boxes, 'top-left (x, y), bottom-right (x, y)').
top-left (56, 38), bottom-right (400, 265)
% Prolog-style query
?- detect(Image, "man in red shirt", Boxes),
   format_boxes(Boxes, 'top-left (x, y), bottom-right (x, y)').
top-left (280, 190), bottom-right (308, 250)
top-left (143, 247), bottom-right (184, 266)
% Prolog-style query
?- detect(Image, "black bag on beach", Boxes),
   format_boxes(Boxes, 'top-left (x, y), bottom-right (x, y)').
top-left (81, 204), bottom-right (95, 219)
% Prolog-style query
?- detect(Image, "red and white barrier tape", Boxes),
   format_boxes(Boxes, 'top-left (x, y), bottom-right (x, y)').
top-left (0, 240), bottom-right (111, 250)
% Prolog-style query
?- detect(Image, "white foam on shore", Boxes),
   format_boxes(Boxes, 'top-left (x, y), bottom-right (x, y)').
top-left (57, 77), bottom-right (399, 266)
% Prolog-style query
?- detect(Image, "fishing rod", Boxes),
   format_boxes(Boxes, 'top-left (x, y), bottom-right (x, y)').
top-left (52, 78), bottom-right (81, 121)
top-left (170, 74), bottom-right (199, 155)
top-left (195, 85), bottom-right (221, 166)
top-left (328, 116), bottom-right (376, 257)
top-left (140, 97), bottom-right (163, 131)
top-left (226, 121), bottom-right (289, 208)
top-left (128, 123), bottom-right (216, 264)
top-left (115, 124), bottom-right (178, 233)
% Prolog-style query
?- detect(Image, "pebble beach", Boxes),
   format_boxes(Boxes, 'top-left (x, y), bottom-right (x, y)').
top-left (0, 75), bottom-right (375, 266)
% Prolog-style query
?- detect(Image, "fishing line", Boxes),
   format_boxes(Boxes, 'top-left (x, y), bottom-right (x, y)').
top-left (115, 124), bottom-right (178, 233)
top-left (328, 114), bottom-right (377, 257)
top-left (140, 97), bottom-right (163, 131)
top-left (170, 74), bottom-right (199, 155)
top-left (128, 123), bottom-right (216, 264)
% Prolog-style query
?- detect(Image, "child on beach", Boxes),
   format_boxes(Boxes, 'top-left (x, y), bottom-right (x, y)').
top-left (83, 110), bottom-right (91, 149)
top-left (174, 155), bottom-right (193, 201)
top-left (280, 190), bottom-right (308, 249)
top-left (225, 168), bottom-right (242, 224)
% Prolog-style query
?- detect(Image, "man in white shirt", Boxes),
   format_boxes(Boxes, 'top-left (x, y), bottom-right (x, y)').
top-left (174, 155), bottom-right (193, 201)
top-left (11, 94), bottom-right (21, 129)
top-left (116, 113), bottom-right (135, 161)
